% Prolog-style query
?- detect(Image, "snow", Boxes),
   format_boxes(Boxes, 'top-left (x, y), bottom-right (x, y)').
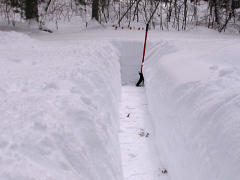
top-left (112, 41), bottom-right (143, 85)
top-left (117, 41), bottom-right (168, 180)
top-left (144, 33), bottom-right (240, 180)
top-left (0, 31), bottom-right (122, 180)
top-left (1, 23), bottom-right (240, 180)
top-left (119, 86), bottom-right (168, 180)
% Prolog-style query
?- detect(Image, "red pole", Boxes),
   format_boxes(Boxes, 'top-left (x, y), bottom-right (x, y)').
top-left (141, 23), bottom-right (149, 73)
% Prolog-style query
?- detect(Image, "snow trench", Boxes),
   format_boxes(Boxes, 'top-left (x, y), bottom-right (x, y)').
top-left (114, 38), bottom-right (240, 180)
top-left (113, 40), bottom-right (168, 180)
top-left (1, 31), bottom-right (240, 180)
top-left (112, 40), bottom-right (144, 85)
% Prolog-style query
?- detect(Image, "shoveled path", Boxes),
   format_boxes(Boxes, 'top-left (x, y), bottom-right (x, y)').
top-left (119, 86), bottom-right (168, 180)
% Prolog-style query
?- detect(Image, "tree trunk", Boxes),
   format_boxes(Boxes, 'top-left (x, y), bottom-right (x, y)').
top-left (214, 0), bottom-right (220, 25)
top-left (45, 0), bottom-right (53, 12)
top-left (92, 0), bottom-right (99, 21)
top-left (25, 0), bottom-right (39, 21)
top-left (182, 0), bottom-right (187, 30)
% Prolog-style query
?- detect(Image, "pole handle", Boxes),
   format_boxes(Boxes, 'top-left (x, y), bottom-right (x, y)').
top-left (141, 23), bottom-right (149, 73)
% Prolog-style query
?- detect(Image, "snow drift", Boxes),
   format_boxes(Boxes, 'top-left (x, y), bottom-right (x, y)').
top-left (1, 26), bottom-right (240, 180)
top-left (144, 39), bottom-right (240, 180)
top-left (0, 31), bottom-right (122, 180)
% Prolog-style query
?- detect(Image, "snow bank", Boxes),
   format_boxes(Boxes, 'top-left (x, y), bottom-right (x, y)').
top-left (145, 39), bottom-right (240, 180)
top-left (0, 31), bottom-right (122, 180)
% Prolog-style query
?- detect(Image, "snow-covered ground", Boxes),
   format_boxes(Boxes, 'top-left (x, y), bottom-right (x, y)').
top-left (0, 30), bottom-right (122, 180)
top-left (117, 42), bottom-right (168, 180)
top-left (1, 22), bottom-right (240, 180)
top-left (119, 86), bottom-right (169, 180)
top-left (144, 34), bottom-right (240, 180)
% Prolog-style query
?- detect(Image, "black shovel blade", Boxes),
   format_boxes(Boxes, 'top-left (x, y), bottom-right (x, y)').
top-left (136, 72), bottom-right (144, 87)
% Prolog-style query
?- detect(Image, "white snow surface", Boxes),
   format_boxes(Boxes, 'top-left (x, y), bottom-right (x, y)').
top-left (0, 31), bottom-right (122, 180)
top-left (144, 36), bottom-right (240, 180)
top-left (119, 86), bottom-right (168, 180)
top-left (1, 24), bottom-right (240, 180)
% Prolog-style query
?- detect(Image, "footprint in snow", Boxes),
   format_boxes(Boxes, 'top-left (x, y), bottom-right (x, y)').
top-left (128, 153), bottom-right (137, 158)
top-left (138, 129), bottom-right (150, 137)
top-left (209, 65), bottom-right (218, 71)
top-left (8, 58), bottom-right (22, 63)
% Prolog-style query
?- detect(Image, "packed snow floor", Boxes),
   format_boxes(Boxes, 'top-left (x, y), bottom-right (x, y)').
top-left (116, 40), bottom-right (168, 180)
top-left (119, 86), bottom-right (168, 180)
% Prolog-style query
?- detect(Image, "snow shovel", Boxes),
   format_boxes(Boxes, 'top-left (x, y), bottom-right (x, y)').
top-left (136, 23), bottom-right (149, 87)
